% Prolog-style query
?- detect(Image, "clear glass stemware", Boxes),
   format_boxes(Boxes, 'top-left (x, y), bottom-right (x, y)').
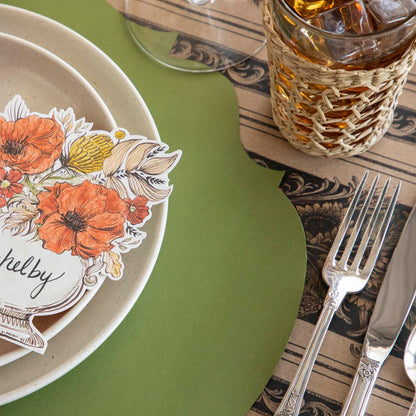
top-left (124, 0), bottom-right (266, 72)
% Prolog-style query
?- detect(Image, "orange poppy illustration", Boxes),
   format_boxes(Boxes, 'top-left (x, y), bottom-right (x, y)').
top-left (0, 115), bottom-right (64, 174)
top-left (36, 181), bottom-right (127, 259)
top-left (124, 195), bottom-right (149, 225)
top-left (0, 167), bottom-right (23, 207)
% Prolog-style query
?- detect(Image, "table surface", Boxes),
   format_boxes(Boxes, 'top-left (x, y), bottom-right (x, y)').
top-left (2, 1), bottom-right (416, 415)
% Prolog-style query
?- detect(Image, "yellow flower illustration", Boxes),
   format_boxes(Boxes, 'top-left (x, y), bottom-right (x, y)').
top-left (66, 134), bottom-right (114, 173)
top-left (114, 130), bottom-right (126, 140)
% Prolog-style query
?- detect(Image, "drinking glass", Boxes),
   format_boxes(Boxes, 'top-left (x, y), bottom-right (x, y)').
top-left (124, 0), bottom-right (266, 72)
top-left (263, 0), bottom-right (416, 157)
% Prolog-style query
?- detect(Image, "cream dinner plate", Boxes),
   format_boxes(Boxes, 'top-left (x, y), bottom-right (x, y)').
top-left (0, 5), bottom-right (166, 405)
top-left (0, 31), bottom-right (116, 367)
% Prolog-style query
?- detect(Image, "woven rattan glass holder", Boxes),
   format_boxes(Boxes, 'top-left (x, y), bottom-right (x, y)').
top-left (263, 0), bottom-right (416, 158)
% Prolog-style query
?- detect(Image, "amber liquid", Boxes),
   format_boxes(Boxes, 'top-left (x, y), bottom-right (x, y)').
top-left (281, 0), bottom-right (413, 69)
top-left (285, 0), bottom-right (345, 19)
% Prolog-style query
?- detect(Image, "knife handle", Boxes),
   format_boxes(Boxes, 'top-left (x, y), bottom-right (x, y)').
top-left (274, 289), bottom-right (345, 416)
top-left (340, 357), bottom-right (381, 416)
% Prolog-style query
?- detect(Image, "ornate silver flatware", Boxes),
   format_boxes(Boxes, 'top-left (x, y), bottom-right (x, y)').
top-left (341, 202), bottom-right (416, 416)
top-left (275, 171), bottom-right (400, 416)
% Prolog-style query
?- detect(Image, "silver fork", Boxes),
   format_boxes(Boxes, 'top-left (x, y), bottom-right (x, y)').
top-left (274, 171), bottom-right (400, 416)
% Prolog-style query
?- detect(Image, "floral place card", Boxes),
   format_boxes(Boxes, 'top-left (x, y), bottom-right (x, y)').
top-left (0, 95), bottom-right (180, 353)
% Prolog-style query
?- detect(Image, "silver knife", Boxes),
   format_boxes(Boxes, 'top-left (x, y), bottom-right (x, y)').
top-left (341, 202), bottom-right (416, 416)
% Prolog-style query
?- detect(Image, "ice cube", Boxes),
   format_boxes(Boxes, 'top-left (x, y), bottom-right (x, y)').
top-left (365, 0), bottom-right (416, 27)
top-left (309, 0), bottom-right (374, 35)
top-left (307, 0), bottom-right (379, 66)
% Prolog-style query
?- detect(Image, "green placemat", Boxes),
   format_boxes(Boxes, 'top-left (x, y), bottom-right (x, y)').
top-left (0, 1), bottom-right (307, 414)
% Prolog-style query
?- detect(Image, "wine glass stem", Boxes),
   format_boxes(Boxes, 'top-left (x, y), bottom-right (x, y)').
top-left (190, 0), bottom-right (210, 5)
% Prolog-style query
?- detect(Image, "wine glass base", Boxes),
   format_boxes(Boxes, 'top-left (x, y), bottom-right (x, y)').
top-left (124, 0), bottom-right (266, 73)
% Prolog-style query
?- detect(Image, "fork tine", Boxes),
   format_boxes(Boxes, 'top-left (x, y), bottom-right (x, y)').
top-left (361, 180), bottom-right (401, 276)
top-left (327, 171), bottom-right (369, 264)
top-left (350, 176), bottom-right (390, 271)
top-left (338, 174), bottom-right (379, 270)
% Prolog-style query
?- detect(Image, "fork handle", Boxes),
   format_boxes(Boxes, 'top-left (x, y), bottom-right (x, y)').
top-left (407, 395), bottom-right (416, 416)
top-left (340, 357), bottom-right (381, 416)
top-left (274, 288), bottom-right (346, 416)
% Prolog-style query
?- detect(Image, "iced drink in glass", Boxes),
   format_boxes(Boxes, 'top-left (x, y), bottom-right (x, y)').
top-left (265, 0), bottom-right (416, 156)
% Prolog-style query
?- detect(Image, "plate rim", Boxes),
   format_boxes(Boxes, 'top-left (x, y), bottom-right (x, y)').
top-left (0, 3), bottom-right (168, 405)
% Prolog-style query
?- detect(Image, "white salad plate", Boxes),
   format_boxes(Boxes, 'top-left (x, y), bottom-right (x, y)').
top-left (0, 4), bottom-right (166, 405)
top-left (0, 30), bottom-right (116, 368)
